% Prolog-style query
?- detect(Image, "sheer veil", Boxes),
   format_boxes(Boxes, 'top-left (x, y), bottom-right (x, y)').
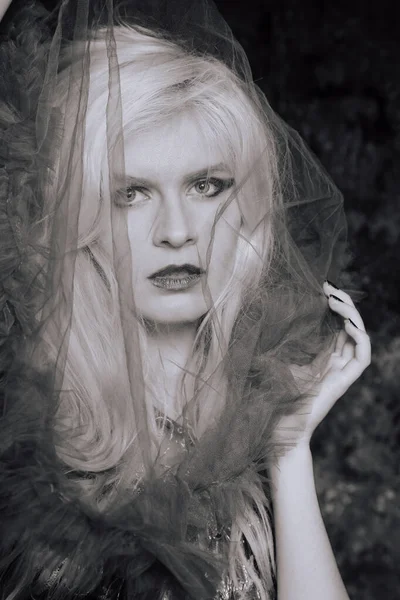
top-left (0, 1), bottom-right (348, 598)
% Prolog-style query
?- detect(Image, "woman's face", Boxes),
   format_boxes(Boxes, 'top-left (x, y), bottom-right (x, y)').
top-left (115, 112), bottom-right (242, 326)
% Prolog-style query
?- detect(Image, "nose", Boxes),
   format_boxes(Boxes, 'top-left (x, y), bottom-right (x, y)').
top-left (152, 193), bottom-right (197, 248)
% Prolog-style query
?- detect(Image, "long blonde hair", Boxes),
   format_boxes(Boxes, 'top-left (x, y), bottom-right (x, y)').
top-left (39, 24), bottom-right (282, 598)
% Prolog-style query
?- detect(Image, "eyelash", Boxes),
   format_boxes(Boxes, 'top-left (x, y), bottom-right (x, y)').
top-left (191, 177), bottom-right (235, 198)
top-left (115, 177), bottom-right (235, 207)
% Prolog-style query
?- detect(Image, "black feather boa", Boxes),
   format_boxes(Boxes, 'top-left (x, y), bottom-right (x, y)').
top-left (0, 355), bottom-right (295, 599)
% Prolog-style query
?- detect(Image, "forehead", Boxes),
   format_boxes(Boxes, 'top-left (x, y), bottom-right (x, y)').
top-left (122, 111), bottom-right (234, 179)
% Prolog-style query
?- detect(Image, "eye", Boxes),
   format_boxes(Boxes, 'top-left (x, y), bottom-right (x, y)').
top-left (114, 186), bottom-right (150, 207)
top-left (191, 177), bottom-right (235, 198)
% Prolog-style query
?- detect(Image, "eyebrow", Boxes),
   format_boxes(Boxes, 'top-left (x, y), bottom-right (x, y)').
top-left (118, 163), bottom-right (233, 187)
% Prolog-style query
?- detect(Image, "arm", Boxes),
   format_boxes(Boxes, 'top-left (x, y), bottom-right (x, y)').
top-left (269, 281), bottom-right (371, 600)
top-left (0, 0), bottom-right (12, 23)
top-left (270, 445), bottom-right (349, 600)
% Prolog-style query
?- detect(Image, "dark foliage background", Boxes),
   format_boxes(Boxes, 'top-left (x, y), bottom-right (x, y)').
top-left (213, 0), bottom-right (400, 597)
top-left (1, 0), bottom-right (399, 598)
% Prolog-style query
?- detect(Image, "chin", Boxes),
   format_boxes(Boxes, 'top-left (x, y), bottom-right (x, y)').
top-left (142, 310), bottom-right (205, 326)
top-left (139, 298), bottom-right (207, 326)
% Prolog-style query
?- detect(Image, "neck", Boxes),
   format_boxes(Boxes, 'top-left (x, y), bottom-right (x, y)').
top-left (143, 320), bottom-right (198, 420)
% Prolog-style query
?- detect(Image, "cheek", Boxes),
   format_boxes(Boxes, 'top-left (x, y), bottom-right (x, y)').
top-left (126, 220), bottom-right (149, 279)
top-left (207, 204), bottom-right (241, 273)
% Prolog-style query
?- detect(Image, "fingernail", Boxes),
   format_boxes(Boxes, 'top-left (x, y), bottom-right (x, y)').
top-left (325, 279), bottom-right (340, 290)
top-left (330, 294), bottom-right (344, 303)
top-left (346, 318), bottom-right (359, 329)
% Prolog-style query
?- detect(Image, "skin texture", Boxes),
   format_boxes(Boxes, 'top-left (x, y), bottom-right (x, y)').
top-left (113, 111), bottom-right (243, 393)
top-left (118, 112), bottom-right (241, 328)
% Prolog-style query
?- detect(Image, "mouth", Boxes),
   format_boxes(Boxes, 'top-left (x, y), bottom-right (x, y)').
top-left (148, 263), bottom-right (205, 279)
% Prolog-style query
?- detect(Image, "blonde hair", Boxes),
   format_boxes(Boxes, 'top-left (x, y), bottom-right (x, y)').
top-left (40, 24), bottom-right (282, 599)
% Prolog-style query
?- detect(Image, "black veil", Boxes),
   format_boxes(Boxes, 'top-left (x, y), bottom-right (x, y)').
top-left (0, 1), bottom-right (348, 598)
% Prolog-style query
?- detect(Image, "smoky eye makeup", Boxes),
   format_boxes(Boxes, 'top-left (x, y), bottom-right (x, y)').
top-left (112, 165), bottom-right (235, 207)
top-left (190, 177), bottom-right (235, 198)
top-left (113, 186), bottom-right (150, 207)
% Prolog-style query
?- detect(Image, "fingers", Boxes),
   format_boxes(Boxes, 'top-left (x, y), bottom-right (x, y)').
top-left (341, 339), bottom-right (355, 364)
top-left (322, 281), bottom-right (366, 331)
top-left (343, 318), bottom-right (371, 370)
top-left (334, 329), bottom-right (348, 354)
top-left (322, 280), bottom-right (371, 381)
top-left (322, 281), bottom-right (356, 308)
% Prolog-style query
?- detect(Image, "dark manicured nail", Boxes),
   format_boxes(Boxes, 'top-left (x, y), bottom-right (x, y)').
top-left (347, 318), bottom-right (359, 329)
top-left (326, 279), bottom-right (340, 290)
top-left (330, 294), bottom-right (344, 303)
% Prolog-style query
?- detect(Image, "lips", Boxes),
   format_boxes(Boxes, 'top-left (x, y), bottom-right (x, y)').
top-left (148, 263), bottom-right (205, 279)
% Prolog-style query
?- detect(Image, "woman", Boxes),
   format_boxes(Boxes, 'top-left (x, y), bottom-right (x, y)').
top-left (0, 0), bottom-right (370, 599)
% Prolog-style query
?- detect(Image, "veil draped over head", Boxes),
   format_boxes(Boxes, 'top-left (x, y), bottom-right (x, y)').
top-left (0, 1), bottom-right (348, 599)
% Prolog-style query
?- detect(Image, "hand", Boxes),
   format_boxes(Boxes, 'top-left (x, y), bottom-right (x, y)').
top-left (273, 281), bottom-right (371, 454)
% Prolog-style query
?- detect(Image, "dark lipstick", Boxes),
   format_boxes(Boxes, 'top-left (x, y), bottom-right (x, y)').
top-left (148, 263), bottom-right (204, 279)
